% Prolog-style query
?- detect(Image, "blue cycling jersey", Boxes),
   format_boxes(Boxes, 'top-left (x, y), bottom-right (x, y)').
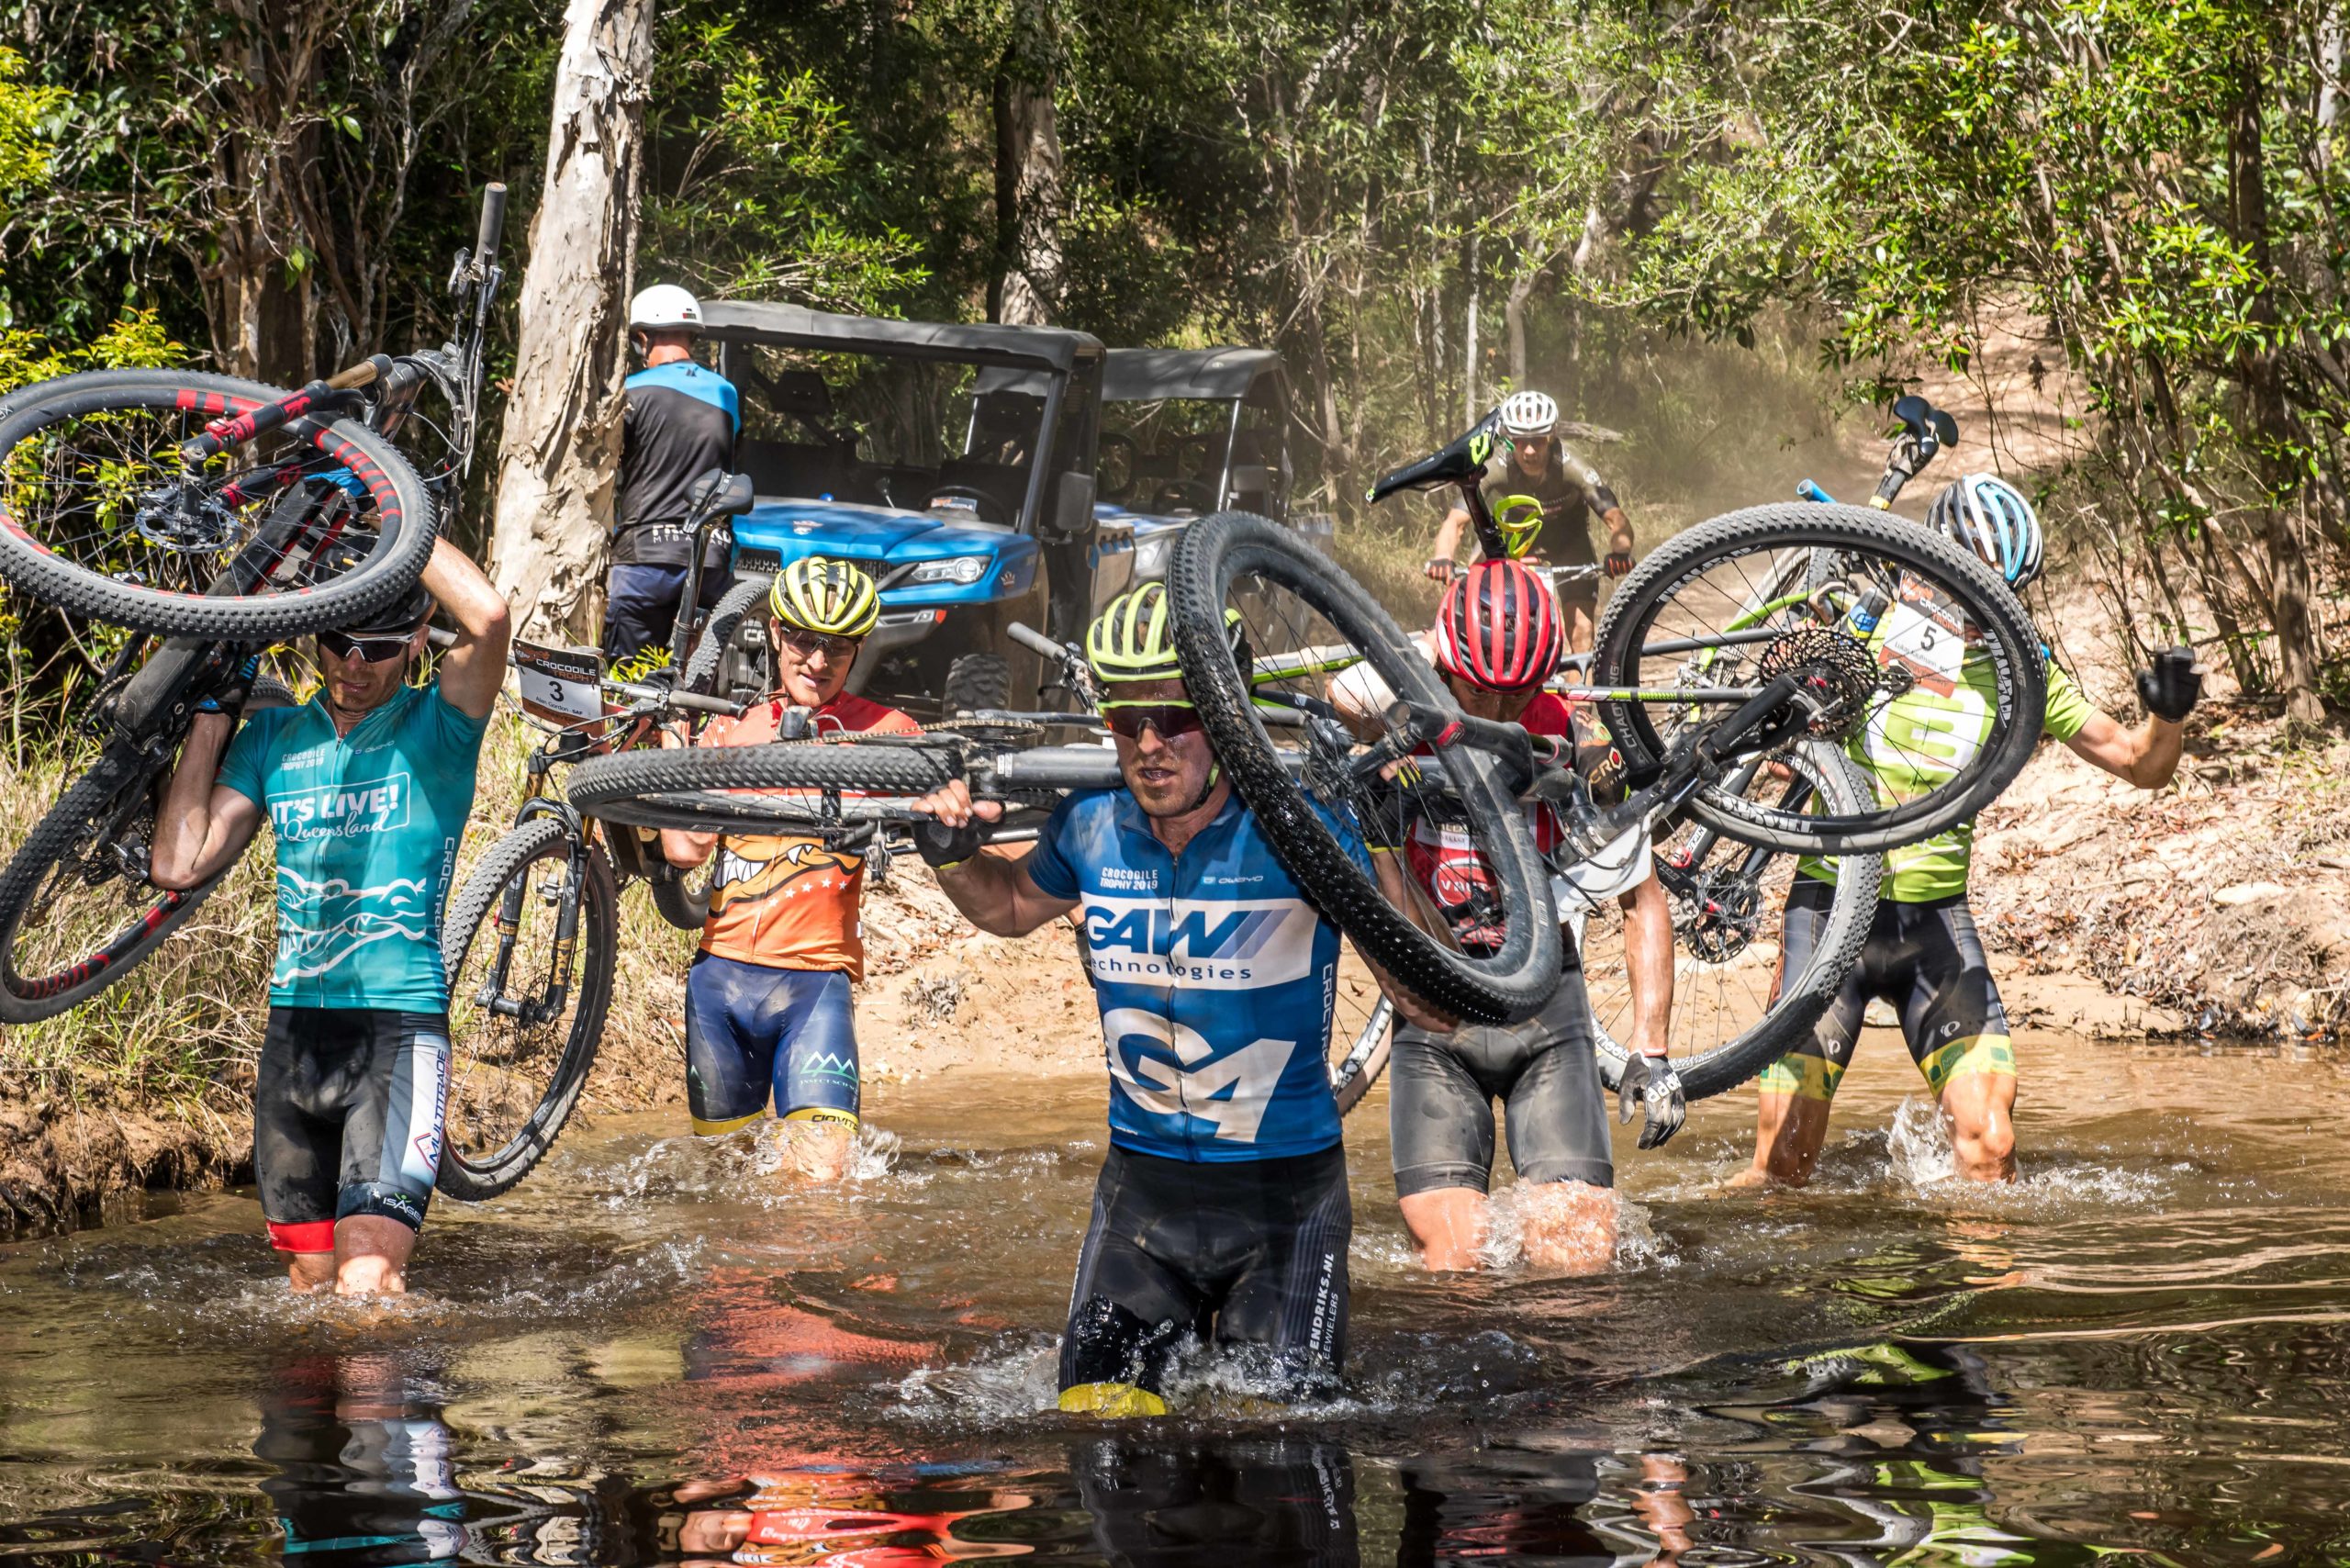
top-left (1024, 788), bottom-right (1366, 1163)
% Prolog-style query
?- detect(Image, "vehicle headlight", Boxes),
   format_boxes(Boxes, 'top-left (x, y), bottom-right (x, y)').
top-left (906, 555), bottom-right (990, 586)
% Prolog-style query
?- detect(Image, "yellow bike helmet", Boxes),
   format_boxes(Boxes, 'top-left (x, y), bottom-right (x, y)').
top-left (1494, 493), bottom-right (1546, 560)
top-left (769, 555), bottom-right (880, 638)
top-left (1086, 582), bottom-right (1248, 687)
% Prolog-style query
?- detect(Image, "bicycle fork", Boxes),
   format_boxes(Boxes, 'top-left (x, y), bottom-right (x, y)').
top-left (477, 832), bottom-right (588, 1028)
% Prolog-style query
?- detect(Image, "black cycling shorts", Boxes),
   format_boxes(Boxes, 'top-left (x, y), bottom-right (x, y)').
top-left (1389, 968), bottom-right (1613, 1198)
top-left (1061, 1144), bottom-right (1350, 1400)
top-left (1760, 879), bottom-right (2015, 1103)
top-left (255, 1007), bottom-right (449, 1252)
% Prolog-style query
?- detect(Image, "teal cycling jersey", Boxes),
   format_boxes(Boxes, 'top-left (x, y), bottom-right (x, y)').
top-left (1025, 788), bottom-right (1367, 1163)
top-left (218, 681), bottom-right (488, 1011)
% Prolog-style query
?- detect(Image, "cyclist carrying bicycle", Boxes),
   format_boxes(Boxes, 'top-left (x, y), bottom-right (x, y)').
top-left (907, 583), bottom-right (1447, 1415)
top-left (150, 540), bottom-right (511, 1295)
top-left (1425, 390), bottom-right (1634, 654)
top-left (655, 556), bottom-right (921, 1182)
top-left (1733, 476), bottom-right (2200, 1187)
top-left (1333, 558), bottom-right (1680, 1271)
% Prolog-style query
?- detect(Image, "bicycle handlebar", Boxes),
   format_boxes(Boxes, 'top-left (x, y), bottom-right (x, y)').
top-left (605, 678), bottom-right (740, 717)
top-left (1007, 621), bottom-right (1069, 663)
top-left (476, 184), bottom-right (508, 263)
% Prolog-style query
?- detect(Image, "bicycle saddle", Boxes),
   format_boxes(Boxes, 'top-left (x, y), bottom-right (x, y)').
top-left (1368, 418), bottom-right (1497, 502)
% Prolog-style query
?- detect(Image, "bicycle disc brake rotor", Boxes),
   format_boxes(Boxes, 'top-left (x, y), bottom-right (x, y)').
top-left (1756, 625), bottom-right (1880, 741)
top-left (1674, 868), bottom-right (1762, 963)
top-left (132, 484), bottom-right (240, 555)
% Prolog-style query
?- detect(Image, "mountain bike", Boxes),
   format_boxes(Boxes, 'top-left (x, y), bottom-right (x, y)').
top-left (0, 185), bottom-right (509, 1023)
top-left (1157, 408), bottom-right (2042, 1030)
top-left (432, 642), bottom-right (745, 1200)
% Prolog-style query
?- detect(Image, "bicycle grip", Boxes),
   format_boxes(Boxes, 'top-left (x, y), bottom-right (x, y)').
top-left (663, 689), bottom-right (741, 717)
top-left (476, 183), bottom-right (509, 262)
top-left (329, 354), bottom-right (393, 391)
top-left (1007, 622), bottom-right (1068, 662)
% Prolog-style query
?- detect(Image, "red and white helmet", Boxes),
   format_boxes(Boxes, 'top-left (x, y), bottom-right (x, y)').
top-left (1436, 559), bottom-right (1563, 691)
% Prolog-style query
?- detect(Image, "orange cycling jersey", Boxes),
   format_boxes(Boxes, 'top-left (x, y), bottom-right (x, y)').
top-left (697, 691), bottom-right (919, 980)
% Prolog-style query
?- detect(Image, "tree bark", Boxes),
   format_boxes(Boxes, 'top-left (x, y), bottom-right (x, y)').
top-left (487, 0), bottom-right (655, 643)
top-left (990, 0), bottom-right (1060, 326)
top-left (2228, 48), bottom-right (2324, 724)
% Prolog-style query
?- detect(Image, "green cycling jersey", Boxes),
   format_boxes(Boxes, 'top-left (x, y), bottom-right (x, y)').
top-left (1803, 649), bottom-right (2092, 903)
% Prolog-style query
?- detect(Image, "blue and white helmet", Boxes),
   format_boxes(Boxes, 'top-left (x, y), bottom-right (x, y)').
top-left (1927, 474), bottom-right (2043, 588)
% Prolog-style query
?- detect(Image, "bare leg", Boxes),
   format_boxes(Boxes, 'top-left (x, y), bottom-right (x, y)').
top-left (1938, 1068), bottom-right (2018, 1182)
top-left (1398, 1187), bottom-right (1488, 1271)
top-left (1564, 599), bottom-right (1596, 655)
top-left (780, 1114), bottom-right (856, 1183)
top-left (1727, 1089), bottom-right (1833, 1188)
top-left (332, 1215), bottom-right (418, 1295)
top-left (1516, 1180), bottom-right (1617, 1274)
top-left (287, 1251), bottom-right (337, 1294)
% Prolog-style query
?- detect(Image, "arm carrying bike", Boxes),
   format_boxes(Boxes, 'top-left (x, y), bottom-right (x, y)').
top-left (0, 185), bottom-right (508, 1023)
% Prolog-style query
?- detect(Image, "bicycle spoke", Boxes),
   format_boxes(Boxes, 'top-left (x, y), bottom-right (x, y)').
top-left (0, 395), bottom-right (367, 599)
top-left (444, 847), bottom-right (590, 1164)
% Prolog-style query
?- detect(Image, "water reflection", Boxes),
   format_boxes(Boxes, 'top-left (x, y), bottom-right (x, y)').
top-left (257, 1358), bottom-right (467, 1566)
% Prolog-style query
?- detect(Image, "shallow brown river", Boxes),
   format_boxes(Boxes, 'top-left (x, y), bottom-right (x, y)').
top-left (5, 1024), bottom-right (2349, 1564)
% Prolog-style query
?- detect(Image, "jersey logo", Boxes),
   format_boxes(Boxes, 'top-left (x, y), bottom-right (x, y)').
top-left (709, 836), bottom-right (865, 910)
top-left (270, 769), bottom-right (412, 842)
top-left (273, 868), bottom-right (436, 982)
top-left (1100, 1006), bottom-right (1298, 1143)
top-left (1080, 895), bottom-right (1317, 990)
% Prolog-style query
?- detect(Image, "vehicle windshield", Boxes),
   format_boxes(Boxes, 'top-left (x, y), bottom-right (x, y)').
top-left (1098, 393), bottom-right (1283, 516)
top-left (725, 344), bottom-right (1052, 529)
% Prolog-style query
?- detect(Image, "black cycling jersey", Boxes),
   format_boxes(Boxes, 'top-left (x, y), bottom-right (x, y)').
top-left (1477, 442), bottom-right (1620, 583)
top-left (614, 360), bottom-right (739, 566)
top-left (1061, 1143), bottom-right (1350, 1401)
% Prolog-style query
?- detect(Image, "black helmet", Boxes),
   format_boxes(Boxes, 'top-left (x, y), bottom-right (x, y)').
top-left (334, 582), bottom-right (434, 638)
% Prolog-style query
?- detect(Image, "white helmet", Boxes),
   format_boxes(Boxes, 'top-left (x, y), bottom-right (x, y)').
top-left (1927, 473), bottom-right (2044, 588)
top-left (629, 284), bottom-right (702, 332)
top-left (1496, 389), bottom-right (1559, 439)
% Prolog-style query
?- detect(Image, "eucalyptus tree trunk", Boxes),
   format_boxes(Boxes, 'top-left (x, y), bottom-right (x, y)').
top-left (487, 0), bottom-right (655, 642)
top-left (990, 0), bottom-right (1061, 326)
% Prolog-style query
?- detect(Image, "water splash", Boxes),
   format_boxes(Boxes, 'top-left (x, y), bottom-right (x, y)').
top-left (1472, 1188), bottom-right (1678, 1274)
top-left (1887, 1093), bottom-right (1958, 1187)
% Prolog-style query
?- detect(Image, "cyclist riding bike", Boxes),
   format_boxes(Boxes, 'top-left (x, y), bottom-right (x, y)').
top-left (657, 557), bottom-right (921, 1182)
top-left (1733, 476), bottom-right (2201, 1187)
top-left (1425, 389), bottom-right (1635, 654)
top-left (911, 584), bottom-right (1445, 1415)
top-left (1331, 559), bottom-right (1679, 1271)
top-left (151, 540), bottom-right (512, 1295)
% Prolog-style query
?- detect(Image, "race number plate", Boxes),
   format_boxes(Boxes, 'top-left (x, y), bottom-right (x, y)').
top-left (1876, 575), bottom-right (1967, 697)
top-left (514, 640), bottom-right (604, 724)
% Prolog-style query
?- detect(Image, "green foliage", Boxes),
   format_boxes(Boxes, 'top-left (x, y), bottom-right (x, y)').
top-left (642, 21), bottom-right (926, 313)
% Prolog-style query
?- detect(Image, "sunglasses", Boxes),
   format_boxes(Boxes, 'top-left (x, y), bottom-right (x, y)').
top-left (318, 630), bottom-right (415, 664)
top-left (778, 627), bottom-right (861, 662)
top-left (1102, 701), bottom-right (1204, 741)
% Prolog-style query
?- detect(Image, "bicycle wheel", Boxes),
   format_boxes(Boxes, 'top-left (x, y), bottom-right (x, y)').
top-left (1592, 504), bottom-right (2046, 856)
top-left (681, 576), bottom-right (769, 698)
top-left (1329, 992), bottom-right (1393, 1116)
top-left (1582, 741), bottom-right (1882, 1102)
top-left (0, 746), bottom-right (228, 1022)
top-left (0, 369), bottom-right (435, 638)
top-left (565, 740), bottom-right (963, 834)
top-left (1168, 510), bottom-right (1561, 1026)
top-left (437, 814), bottom-right (618, 1201)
